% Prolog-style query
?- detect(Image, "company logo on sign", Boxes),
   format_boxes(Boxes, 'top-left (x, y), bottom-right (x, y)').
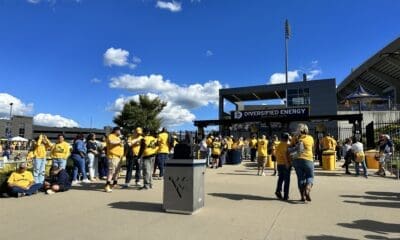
top-left (233, 111), bottom-right (243, 119)
top-left (231, 107), bottom-right (309, 121)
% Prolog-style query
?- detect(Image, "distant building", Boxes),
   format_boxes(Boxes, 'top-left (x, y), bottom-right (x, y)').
top-left (0, 115), bottom-right (109, 141)
top-left (0, 115), bottom-right (33, 139)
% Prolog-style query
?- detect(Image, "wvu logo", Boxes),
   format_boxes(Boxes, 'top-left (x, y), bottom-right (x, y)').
top-left (168, 176), bottom-right (188, 199)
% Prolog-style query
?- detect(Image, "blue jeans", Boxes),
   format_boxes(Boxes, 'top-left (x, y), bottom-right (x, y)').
top-left (293, 159), bottom-right (314, 190)
top-left (33, 158), bottom-right (46, 184)
top-left (98, 155), bottom-right (109, 178)
top-left (355, 160), bottom-right (368, 176)
top-left (156, 153), bottom-right (169, 177)
top-left (276, 164), bottom-right (292, 198)
top-left (72, 154), bottom-right (88, 181)
top-left (10, 183), bottom-right (42, 197)
top-left (52, 158), bottom-right (67, 169)
top-left (125, 156), bottom-right (141, 183)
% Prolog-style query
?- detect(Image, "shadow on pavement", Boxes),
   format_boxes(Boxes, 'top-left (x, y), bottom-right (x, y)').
top-left (338, 219), bottom-right (400, 236)
top-left (341, 191), bottom-right (400, 209)
top-left (108, 201), bottom-right (162, 212)
top-left (208, 193), bottom-right (276, 201)
top-left (306, 235), bottom-right (356, 240)
top-left (70, 183), bottom-right (106, 192)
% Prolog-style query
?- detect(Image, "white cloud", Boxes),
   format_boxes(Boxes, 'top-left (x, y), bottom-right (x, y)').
top-left (156, 1), bottom-right (182, 12)
top-left (103, 47), bottom-right (138, 69)
top-left (109, 94), bottom-right (195, 127)
top-left (206, 50), bottom-right (213, 57)
top-left (90, 78), bottom-right (101, 84)
top-left (269, 70), bottom-right (299, 84)
top-left (109, 74), bottom-right (224, 109)
top-left (0, 93), bottom-right (33, 118)
top-left (268, 60), bottom-right (322, 84)
top-left (33, 113), bottom-right (79, 128)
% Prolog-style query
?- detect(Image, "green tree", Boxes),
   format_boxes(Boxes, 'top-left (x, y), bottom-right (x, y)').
top-left (113, 95), bottom-right (167, 135)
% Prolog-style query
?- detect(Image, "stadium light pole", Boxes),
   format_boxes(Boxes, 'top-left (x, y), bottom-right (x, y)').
top-left (284, 19), bottom-right (291, 107)
top-left (9, 102), bottom-right (13, 119)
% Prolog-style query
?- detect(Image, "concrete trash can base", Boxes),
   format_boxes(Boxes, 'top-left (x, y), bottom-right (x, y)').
top-left (163, 159), bottom-right (206, 215)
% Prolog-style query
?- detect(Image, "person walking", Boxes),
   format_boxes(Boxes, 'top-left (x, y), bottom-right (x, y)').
top-left (155, 128), bottom-right (171, 180)
top-left (290, 123), bottom-right (315, 202)
top-left (376, 134), bottom-right (394, 177)
top-left (27, 134), bottom-right (52, 184)
top-left (98, 135), bottom-right (108, 180)
top-left (104, 127), bottom-right (124, 193)
top-left (123, 127), bottom-right (144, 188)
top-left (71, 134), bottom-right (90, 185)
top-left (271, 135), bottom-right (279, 176)
top-left (341, 138), bottom-right (353, 175)
top-left (352, 137), bottom-right (368, 178)
top-left (249, 135), bottom-right (258, 162)
top-left (138, 128), bottom-right (158, 190)
top-left (50, 134), bottom-right (70, 170)
top-left (275, 133), bottom-right (291, 201)
top-left (86, 133), bottom-right (99, 182)
top-left (257, 135), bottom-right (268, 176)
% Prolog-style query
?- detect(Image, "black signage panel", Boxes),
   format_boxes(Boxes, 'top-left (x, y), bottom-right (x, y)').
top-left (231, 107), bottom-right (309, 121)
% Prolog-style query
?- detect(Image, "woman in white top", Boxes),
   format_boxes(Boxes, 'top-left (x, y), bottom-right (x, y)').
top-left (351, 137), bottom-right (368, 178)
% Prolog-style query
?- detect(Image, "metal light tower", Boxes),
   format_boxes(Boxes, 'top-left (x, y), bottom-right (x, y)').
top-left (284, 19), bottom-right (291, 107)
top-left (9, 102), bottom-right (13, 119)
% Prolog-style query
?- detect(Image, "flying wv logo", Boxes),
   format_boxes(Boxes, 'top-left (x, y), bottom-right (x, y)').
top-left (168, 176), bottom-right (187, 199)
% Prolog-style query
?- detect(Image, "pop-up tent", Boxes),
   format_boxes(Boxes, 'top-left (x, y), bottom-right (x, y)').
top-left (10, 136), bottom-right (29, 142)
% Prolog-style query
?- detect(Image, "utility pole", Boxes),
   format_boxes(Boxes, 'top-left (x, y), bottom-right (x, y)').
top-left (9, 102), bottom-right (13, 119)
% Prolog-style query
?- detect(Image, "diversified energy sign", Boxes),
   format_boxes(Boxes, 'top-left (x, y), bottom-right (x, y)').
top-left (231, 107), bottom-right (309, 121)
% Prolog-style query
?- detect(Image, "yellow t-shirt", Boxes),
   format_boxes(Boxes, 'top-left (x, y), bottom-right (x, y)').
top-left (7, 171), bottom-right (34, 188)
top-left (250, 139), bottom-right (258, 149)
top-left (107, 133), bottom-right (124, 159)
top-left (212, 141), bottom-right (222, 156)
top-left (157, 132), bottom-right (170, 154)
top-left (29, 135), bottom-right (52, 159)
top-left (276, 141), bottom-right (289, 165)
top-left (226, 138), bottom-right (233, 150)
top-left (292, 134), bottom-right (314, 161)
top-left (206, 137), bottom-right (213, 147)
top-left (257, 139), bottom-right (268, 157)
top-left (129, 135), bottom-right (143, 156)
top-left (143, 135), bottom-right (158, 157)
top-left (51, 141), bottom-right (71, 159)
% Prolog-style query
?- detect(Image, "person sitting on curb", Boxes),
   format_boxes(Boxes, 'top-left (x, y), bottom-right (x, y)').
top-left (44, 167), bottom-right (71, 195)
top-left (7, 162), bottom-right (42, 198)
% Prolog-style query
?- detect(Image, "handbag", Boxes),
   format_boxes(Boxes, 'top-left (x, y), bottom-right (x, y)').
top-left (354, 151), bottom-right (365, 163)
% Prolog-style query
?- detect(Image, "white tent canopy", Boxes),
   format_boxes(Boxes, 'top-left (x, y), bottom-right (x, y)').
top-left (10, 136), bottom-right (29, 142)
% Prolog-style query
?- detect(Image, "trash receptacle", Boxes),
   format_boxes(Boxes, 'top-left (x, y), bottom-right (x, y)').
top-left (163, 158), bottom-right (206, 214)
top-left (365, 150), bottom-right (379, 169)
top-left (322, 150), bottom-right (336, 170)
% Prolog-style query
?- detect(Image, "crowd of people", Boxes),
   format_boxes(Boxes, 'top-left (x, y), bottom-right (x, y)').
top-left (0, 123), bottom-right (395, 203)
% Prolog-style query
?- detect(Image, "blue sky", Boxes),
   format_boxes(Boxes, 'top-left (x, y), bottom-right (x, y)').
top-left (0, 0), bottom-right (399, 130)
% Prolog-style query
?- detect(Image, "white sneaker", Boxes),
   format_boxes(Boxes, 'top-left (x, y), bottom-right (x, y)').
top-left (82, 179), bottom-right (91, 184)
top-left (71, 180), bottom-right (79, 185)
top-left (262, 172), bottom-right (266, 176)
top-left (135, 182), bottom-right (142, 187)
top-left (46, 189), bottom-right (55, 195)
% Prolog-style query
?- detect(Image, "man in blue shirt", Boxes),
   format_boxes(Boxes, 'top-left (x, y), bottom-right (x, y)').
top-left (44, 167), bottom-right (72, 194)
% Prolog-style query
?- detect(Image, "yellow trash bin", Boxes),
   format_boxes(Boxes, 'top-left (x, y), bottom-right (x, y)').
top-left (322, 150), bottom-right (336, 170)
top-left (365, 150), bottom-right (380, 169)
top-left (265, 155), bottom-right (275, 168)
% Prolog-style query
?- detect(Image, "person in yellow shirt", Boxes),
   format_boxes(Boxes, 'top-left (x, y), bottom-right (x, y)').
top-left (123, 127), bottom-right (144, 188)
top-left (249, 135), bottom-right (258, 162)
top-left (138, 128), bottom-right (158, 190)
top-left (104, 127), bottom-right (124, 193)
top-left (274, 133), bottom-right (291, 201)
top-left (206, 135), bottom-right (214, 166)
top-left (27, 134), bottom-right (52, 184)
top-left (7, 162), bottom-right (42, 198)
top-left (50, 134), bottom-right (71, 170)
top-left (257, 135), bottom-right (268, 176)
top-left (271, 135), bottom-right (280, 176)
top-left (290, 123), bottom-right (315, 202)
top-left (321, 133), bottom-right (336, 151)
top-left (155, 128), bottom-right (170, 180)
top-left (211, 137), bottom-right (222, 169)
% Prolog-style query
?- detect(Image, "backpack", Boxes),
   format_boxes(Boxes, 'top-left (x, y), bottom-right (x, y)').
top-left (354, 151), bottom-right (365, 163)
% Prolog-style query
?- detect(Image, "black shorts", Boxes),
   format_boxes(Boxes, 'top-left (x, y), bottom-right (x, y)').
top-left (211, 154), bottom-right (220, 159)
top-left (271, 156), bottom-right (277, 162)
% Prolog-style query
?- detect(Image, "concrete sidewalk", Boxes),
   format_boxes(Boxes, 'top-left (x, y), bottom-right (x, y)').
top-left (1, 161), bottom-right (399, 240)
